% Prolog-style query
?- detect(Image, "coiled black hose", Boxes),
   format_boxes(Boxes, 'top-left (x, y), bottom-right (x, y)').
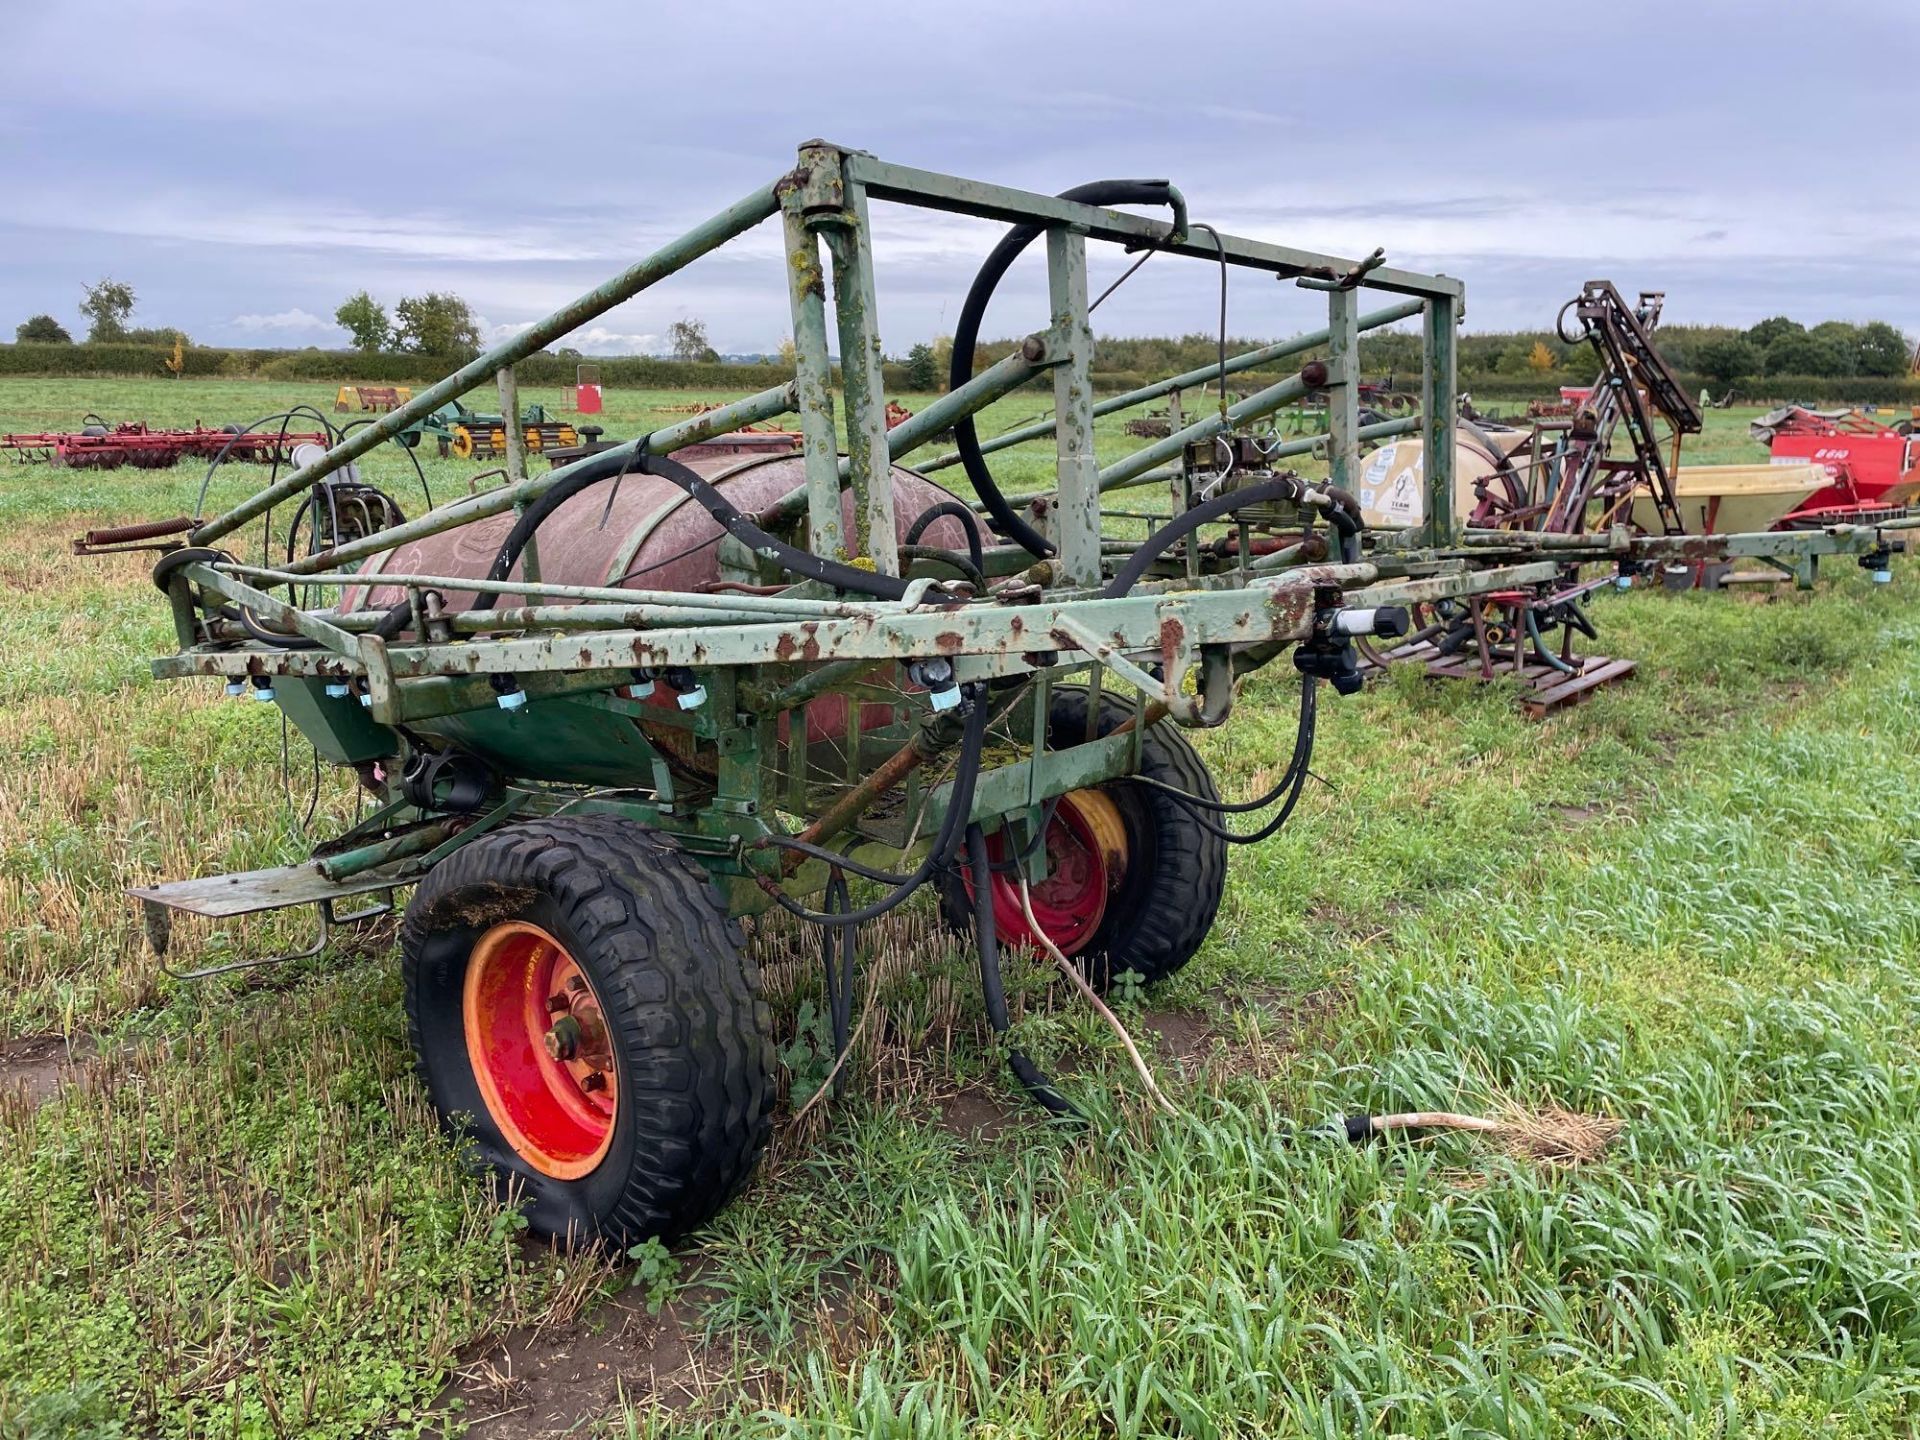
top-left (948, 179), bottom-right (1185, 561)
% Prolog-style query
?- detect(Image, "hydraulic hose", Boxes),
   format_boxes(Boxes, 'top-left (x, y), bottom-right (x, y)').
top-left (1524, 606), bottom-right (1577, 675)
top-left (897, 544), bottom-right (985, 589)
top-left (948, 180), bottom-right (1186, 561)
top-left (1102, 476), bottom-right (1364, 598)
top-left (765, 685), bottom-right (990, 926)
top-left (1102, 476), bottom-right (1305, 597)
top-left (965, 822), bottom-right (1081, 1120)
top-left (474, 447), bottom-right (916, 609)
top-left (1139, 675), bottom-right (1318, 845)
top-left (903, 499), bottom-right (985, 574)
top-left (820, 868), bottom-right (856, 1064)
top-left (471, 459), bottom-right (618, 611)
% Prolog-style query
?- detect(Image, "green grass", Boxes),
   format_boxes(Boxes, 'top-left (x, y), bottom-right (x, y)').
top-left (2, 375), bottom-right (1917, 1437)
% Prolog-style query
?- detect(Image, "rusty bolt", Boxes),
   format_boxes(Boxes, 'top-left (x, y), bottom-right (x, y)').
top-left (565, 975), bottom-right (589, 995)
top-left (1300, 360), bottom-right (1329, 389)
top-left (543, 1015), bottom-right (583, 1061)
top-left (545, 993), bottom-right (571, 1014)
top-left (1020, 333), bottom-right (1047, 363)
top-left (580, 1071), bottom-right (607, 1093)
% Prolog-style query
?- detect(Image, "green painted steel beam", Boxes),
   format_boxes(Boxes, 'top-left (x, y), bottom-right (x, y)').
top-left (192, 181), bottom-right (783, 546)
top-left (1420, 295), bottom-right (1459, 546)
top-left (921, 726), bottom-right (1141, 831)
top-left (1325, 289), bottom-right (1360, 495)
top-left (154, 572), bottom-right (1351, 682)
top-left (780, 197), bottom-right (846, 561)
top-left (885, 339), bottom-right (1051, 459)
top-left (918, 298), bottom-right (1424, 474)
top-left (1097, 370), bottom-right (1317, 490)
top-left (823, 176), bottom-right (899, 573)
top-left (222, 558), bottom-right (902, 618)
top-left (843, 155), bottom-right (1463, 300)
top-left (1047, 227), bottom-right (1102, 586)
top-left (1454, 526), bottom-right (1896, 563)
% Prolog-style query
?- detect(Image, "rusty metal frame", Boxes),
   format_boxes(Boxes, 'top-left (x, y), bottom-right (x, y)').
top-left (120, 139), bottom-right (1908, 933)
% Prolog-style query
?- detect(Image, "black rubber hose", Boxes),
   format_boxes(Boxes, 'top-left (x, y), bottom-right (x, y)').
top-left (235, 605), bottom-right (320, 650)
top-left (1143, 677), bottom-right (1318, 845)
top-left (644, 451), bottom-right (913, 601)
top-left (820, 868), bottom-right (856, 1063)
top-left (474, 448), bottom-right (916, 607)
top-left (897, 544), bottom-right (985, 589)
top-left (903, 499), bottom-right (985, 573)
top-left (1320, 485), bottom-right (1365, 564)
top-left (1102, 476), bottom-right (1306, 597)
top-left (965, 822), bottom-right (1081, 1120)
top-left (1525, 606), bottom-right (1577, 675)
top-left (1130, 679), bottom-right (1318, 814)
top-left (469, 460), bottom-right (615, 611)
top-left (948, 180), bottom-right (1185, 560)
top-left (766, 686), bottom-right (990, 927)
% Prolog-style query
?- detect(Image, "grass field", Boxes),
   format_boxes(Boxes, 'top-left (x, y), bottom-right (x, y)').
top-left (3, 375), bottom-right (1918, 1439)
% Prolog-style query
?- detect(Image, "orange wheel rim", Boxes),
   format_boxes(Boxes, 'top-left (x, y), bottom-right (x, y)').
top-left (462, 921), bottom-right (618, 1179)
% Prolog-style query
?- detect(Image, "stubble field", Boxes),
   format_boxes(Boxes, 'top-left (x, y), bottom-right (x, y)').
top-left (2, 375), bottom-right (1918, 1439)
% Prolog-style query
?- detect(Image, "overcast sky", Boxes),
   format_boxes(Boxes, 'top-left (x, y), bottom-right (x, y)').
top-left (8, 0), bottom-right (1916, 356)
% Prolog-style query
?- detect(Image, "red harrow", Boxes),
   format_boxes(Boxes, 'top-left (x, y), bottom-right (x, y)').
top-left (1, 420), bottom-right (329, 471)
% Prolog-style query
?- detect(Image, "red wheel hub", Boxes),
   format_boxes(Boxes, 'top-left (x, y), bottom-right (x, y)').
top-left (462, 921), bottom-right (618, 1179)
top-left (970, 789), bottom-right (1128, 955)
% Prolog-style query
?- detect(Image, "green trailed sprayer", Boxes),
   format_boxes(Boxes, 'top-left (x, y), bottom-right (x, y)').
top-left (78, 142), bottom-right (1910, 1245)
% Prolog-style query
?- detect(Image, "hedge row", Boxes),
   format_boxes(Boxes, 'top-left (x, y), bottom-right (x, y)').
top-left (5, 342), bottom-right (1917, 410)
top-left (0, 340), bottom-right (809, 390)
top-left (1459, 371), bottom-right (1920, 407)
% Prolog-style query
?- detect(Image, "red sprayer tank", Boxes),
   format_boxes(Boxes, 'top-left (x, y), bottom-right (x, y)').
top-left (343, 446), bottom-right (974, 785)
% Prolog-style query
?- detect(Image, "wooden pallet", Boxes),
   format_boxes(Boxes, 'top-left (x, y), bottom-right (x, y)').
top-left (1367, 640), bottom-right (1636, 717)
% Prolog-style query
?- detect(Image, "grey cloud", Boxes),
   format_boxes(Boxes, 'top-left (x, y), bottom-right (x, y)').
top-left (7, 0), bottom-right (1917, 352)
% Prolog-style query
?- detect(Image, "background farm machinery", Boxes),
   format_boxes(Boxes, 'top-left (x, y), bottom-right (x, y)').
top-left (1751, 404), bottom-right (1920, 525)
top-left (77, 142), bottom-right (1909, 1248)
top-left (4, 418), bottom-right (330, 471)
top-left (1345, 283), bottom-right (1912, 707)
top-left (397, 397), bottom-right (582, 459)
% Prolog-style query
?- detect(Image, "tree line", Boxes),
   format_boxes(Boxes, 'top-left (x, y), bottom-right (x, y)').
top-left (1350, 317), bottom-right (1911, 386)
top-left (15, 279), bottom-right (1913, 389)
top-left (14, 279), bottom-right (192, 347)
top-left (964, 317), bottom-right (1914, 388)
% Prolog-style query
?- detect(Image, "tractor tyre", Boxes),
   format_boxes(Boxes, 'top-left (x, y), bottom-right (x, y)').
top-left (401, 816), bottom-right (774, 1247)
top-left (941, 685), bottom-right (1227, 991)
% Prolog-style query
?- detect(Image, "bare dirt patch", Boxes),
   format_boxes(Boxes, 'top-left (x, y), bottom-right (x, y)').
top-left (1143, 983), bottom-right (1351, 1087)
top-left (937, 1087), bottom-right (1020, 1141)
top-left (1142, 1009), bottom-right (1216, 1067)
top-left (0, 1032), bottom-right (94, 1106)
top-left (433, 1288), bottom-right (718, 1439)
